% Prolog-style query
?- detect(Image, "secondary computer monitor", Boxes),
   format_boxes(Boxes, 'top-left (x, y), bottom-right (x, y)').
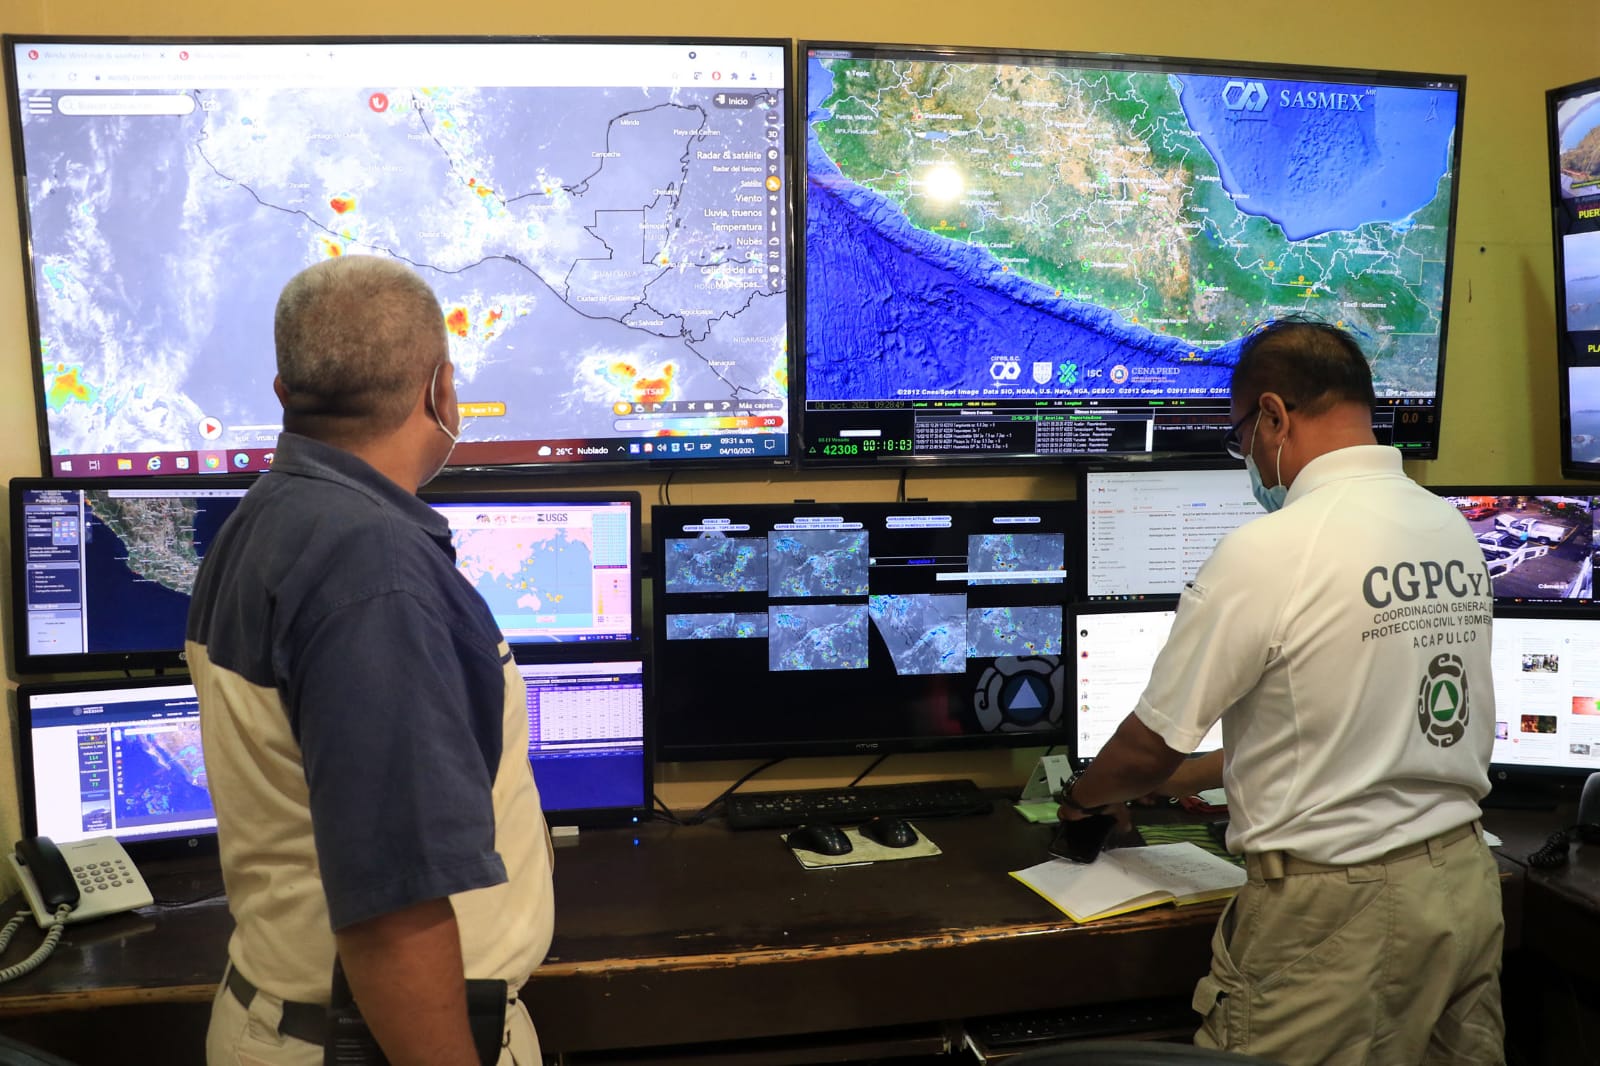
top-left (1429, 488), bottom-right (1596, 606)
top-left (18, 676), bottom-right (216, 858)
top-left (518, 659), bottom-right (649, 826)
top-left (1072, 605), bottom-right (1222, 765)
top-left (1078, 462), bottom-right (1258, 602)
top-left (421, 490), bottom-right (642, 653)
top-left (1549, 76), bottom-right (1600, 478)
top-left (5, 36), bottom-right (793, 477)
top-left (10, 476), bottom-right (252, 674)
top-left (1487, 610), bottom-right (1600, 800)
top-left (798, 42), bottom-right (1464, 466)
top-left (652, 499), bottom-right (1073, 759)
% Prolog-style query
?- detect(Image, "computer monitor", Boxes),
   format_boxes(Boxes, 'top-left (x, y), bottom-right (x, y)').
top-left (798, 42), bottom-right (1464, 465)
top-left (5, 36), bottom-right (793, 477)
top-left (421, 490), bottom-right (642, 653)
top-left (1428, 488), bottom-right (1596, 605)
top-left (1078, 462), bottom-right (1258, 602)
top-left (10, 476), bottom-right (253, 674)
top-left (1072, 604), bottom-right (1222, 765)
top-left (652, 499), bottom-right (1073, 759)
top-left (1548, 76), bottom-right (1600, 478)
top-left (1486, 609), bottom-right (1600, 802)
top-left (518, 659), bottom-right (649, 827)
top-left (17, 676), bottom-right (216, 858)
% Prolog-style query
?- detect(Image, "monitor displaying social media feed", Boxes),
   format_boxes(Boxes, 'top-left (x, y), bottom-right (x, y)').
top-left (652, 499), bottom-right (1073, 759)
top-left (1429, 488), bottom-right (1597, 606)
top-left (1073, 605), bottom-right (1222, 764)
top-left (1548, 76), bottom-right (1600, 477)
top-left (5, 36), bottom-right (793, 477)
top-left (798, 41), bottom-right (1465, 465)
top-left (1078, 462), bottom-right (1258, 601)
top-left (518, 659), bottom-right (649, 826)
top-left (18, 676), bottom-right (217, 857)
top-left (1488, 611), bottom-right (1600, 782)
top-left (10, 477), bottom-right (253, 674)
top-left (420, 491), bottom-right (641, 652)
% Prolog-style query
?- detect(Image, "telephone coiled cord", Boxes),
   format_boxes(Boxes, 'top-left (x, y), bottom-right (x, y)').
top-left (1527, 823), bottom-right (1600, 869)
top-left (0, 904), bottom-right (72, 983)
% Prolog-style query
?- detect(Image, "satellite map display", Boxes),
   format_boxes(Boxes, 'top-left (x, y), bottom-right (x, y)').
top-left (664, 537), bottom-right (769, 594)
top-left (13, 41), bottom-right (790, 466)
top-left (113, 723), bottom-right (212, 830)
top-left (869, 593), bottom-right (967, 675)
top-left (666, 612), bottom-right (769, 640)
top-left (769, 604), bottom-right (869, 671)
top-left (805, 49), bottom-right (1459, 404)
top-left (968, 605), bottom-right (1063, 658)
top-left (768, 529), bottom-right (869, 597)
top-left (967, 533), bottom-right (1066, 584)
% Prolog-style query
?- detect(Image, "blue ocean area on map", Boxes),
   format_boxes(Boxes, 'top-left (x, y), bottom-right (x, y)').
top-left (805, 59), bottom-right (1240, 404)
top-left (1175, 76), bottom-right (1453, 241)
top-left (472, 536), bottom-right (595, 632)
top-left (82, 505), bottom-right (233, 653)
top-left (114, 731), bottom-right (211, 829)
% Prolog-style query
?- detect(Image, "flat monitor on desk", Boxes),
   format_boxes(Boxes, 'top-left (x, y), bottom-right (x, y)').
top-left (518, 659), bottom-right (650, 827)
top-left (18, 676), bottom-right (216, 859)
top-left (651, 499), bottom-right (1073, 759)
top-left (1486, 609), bottom-right (1600, 804)
top-left (10, 477), bottom-right (253, 674)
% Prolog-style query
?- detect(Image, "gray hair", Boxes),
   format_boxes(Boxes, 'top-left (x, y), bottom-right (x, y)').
top-left (273, 255), bottom-right (448, 443)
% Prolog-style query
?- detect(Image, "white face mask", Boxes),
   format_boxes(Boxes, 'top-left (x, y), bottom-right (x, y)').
top-left (422, 363), bottom-right (459, 486)
top-left (1243, 412), bottom-right (1289, 513)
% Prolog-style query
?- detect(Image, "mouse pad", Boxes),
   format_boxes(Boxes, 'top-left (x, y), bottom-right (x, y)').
top-left (787, 824), bottom-right (943, 869)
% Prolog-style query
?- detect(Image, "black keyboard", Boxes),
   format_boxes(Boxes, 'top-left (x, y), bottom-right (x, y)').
top-left (965, 996), bottom-right (1195, 1051)
top-left (724, 778), bottom-right (992, 830)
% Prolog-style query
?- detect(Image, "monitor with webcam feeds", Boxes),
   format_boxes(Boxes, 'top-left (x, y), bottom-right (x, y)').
top-left (652, 499), bottom-right (1073, 759)
top-left (1429, 488), bottom-right (1596, 606)
top-left (1072, 605), bottom-right (1221, 765)
top-left (5, 36), bottom-right (793, 478)
top-left (421, 490), bottom-right (642, 652)
top-left (1079, 462), bottom-right (1258, 602)
top-left (1548, 76), bottom-right (1600, 478)
top-left (798, 42), bottom-right (1464, 466)
top-left (10, 476), bottom-right (252, 675)
top-left (518, 659), bottom-right (649, 826)
top-left (1486, 610), bottom-right (1600, 802)
top-left (18, 676), bottom-right (216, 858)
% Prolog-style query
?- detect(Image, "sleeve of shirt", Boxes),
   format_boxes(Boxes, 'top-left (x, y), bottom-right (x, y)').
top-left (286, 587), bottom-right (508, 931)
top-left (1134, 528), bottom-right (1284, 753)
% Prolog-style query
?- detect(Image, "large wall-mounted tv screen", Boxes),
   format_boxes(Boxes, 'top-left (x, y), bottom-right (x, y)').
top-left (1550, 76), bottom-right (1600, 478)
top-left (798, 42), bottom-right (1465, 466)
top-left (5, 36), bottom-right (794, 477)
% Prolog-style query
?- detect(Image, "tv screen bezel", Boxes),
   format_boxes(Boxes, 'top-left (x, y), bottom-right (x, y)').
top-left (3, 33), bottom-right (799, 478)
top-left (649, 495), bottom-right (1077, 761)
top-left (794, 39), bottom-right (1467, 468)
top-left (9, 474), bottom-right (258, 676)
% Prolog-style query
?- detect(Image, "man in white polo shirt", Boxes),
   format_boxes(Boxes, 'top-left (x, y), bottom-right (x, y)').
top-left (1058, 318), bottom-right (1503, 1065)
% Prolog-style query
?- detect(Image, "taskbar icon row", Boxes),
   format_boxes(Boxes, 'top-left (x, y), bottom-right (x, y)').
top-left (50, 448), bottom-right (274, 477)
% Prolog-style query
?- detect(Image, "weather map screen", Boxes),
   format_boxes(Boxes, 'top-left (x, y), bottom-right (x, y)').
top-left (799, 43), bottom-right (1464, 465)
top-left (1429, 489), bottom-right (1598, 606)
top-left (10, 478), bottom-right (251, 674)
top-left (651, 500), bottom-right (1072, 759)
top-left (19, 678), bottom-right (217, 852)
top-left (6, 37), bottom-right (793, 477)
top-left (1549, 77), bottom-right (1600, 478)
top-left (422, 492), bottom-right (640, 647)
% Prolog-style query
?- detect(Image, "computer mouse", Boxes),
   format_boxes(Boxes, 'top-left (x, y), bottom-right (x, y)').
top-left (861, 816), bottom-right (918, 848)
top-left (786, 823), bottom-right (853, 856)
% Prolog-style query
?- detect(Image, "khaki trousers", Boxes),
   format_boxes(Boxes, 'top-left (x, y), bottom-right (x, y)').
top-left (1192, 822), bottom-right (1505, 1066)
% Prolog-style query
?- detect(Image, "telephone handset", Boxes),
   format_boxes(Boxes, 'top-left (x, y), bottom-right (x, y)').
top-left (8, 836), bottom-right (152, 927)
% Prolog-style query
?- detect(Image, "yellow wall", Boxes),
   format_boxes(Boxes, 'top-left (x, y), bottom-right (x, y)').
top-left (0, 0), bottom-right (1593, 845)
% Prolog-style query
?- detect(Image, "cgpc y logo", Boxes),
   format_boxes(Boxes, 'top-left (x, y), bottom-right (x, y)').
top-left (1416, 653), bottom-right (1469, 748)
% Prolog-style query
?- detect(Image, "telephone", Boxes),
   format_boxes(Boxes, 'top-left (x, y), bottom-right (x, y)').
top-left (8, 836), bottom-right (152, 927)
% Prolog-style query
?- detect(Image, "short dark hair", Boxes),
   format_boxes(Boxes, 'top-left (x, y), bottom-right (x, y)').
top-left (1230, 316), bottom-right (1377, 416)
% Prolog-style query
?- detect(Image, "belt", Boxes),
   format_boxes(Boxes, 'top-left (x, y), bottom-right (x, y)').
top-left (225, 964), bottom-right (328, 1047)
top-left (1246, 820), bottom-right (1481, 882)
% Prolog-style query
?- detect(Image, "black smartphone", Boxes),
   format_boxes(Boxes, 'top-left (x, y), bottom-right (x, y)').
top-left (1048, 814), bottom-right (1118, 864)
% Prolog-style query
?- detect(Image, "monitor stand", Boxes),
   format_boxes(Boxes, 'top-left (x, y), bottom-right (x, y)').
top-left (1482, 780), bottom-right (1564, 811)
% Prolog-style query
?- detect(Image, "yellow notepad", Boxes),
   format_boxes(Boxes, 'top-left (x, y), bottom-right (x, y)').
top-left (1011, 842), bottom-right (1246, 923)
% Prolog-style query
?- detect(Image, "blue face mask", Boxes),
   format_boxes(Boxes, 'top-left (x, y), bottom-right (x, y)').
top-left (1244, 413), bottom-right (1289, 512)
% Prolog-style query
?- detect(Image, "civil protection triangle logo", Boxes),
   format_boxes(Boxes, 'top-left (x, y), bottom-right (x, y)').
top-left (1416, 653), bottom-right (1469, 748)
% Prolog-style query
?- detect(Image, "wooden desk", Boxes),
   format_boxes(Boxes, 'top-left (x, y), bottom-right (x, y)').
top-left (0, 804), bottom-right (1535, 1064)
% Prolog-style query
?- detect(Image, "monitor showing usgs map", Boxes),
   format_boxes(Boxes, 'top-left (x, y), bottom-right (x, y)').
top-left (798, 43), bottom-right (1465, 465)
top-left (5, 36), bottom-right (793, 477)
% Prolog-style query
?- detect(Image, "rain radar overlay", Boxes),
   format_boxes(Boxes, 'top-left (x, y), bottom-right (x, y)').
top-left (11, 40), bottom-right (790, 473)
top-left (802, 46), bottom-right (1463, 459)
